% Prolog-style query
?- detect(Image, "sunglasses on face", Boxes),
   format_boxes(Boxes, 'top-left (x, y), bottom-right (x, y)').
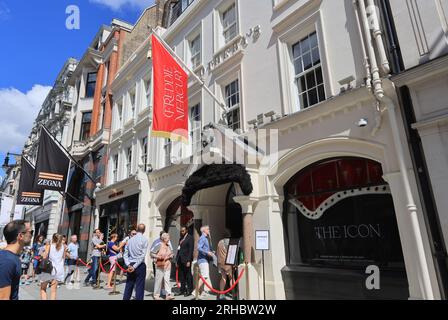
top-left (21, 230), bottom-right (34, 236)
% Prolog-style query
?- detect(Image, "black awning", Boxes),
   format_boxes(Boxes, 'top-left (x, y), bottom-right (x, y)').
top-left (181, 164), bottom-right (253, 206)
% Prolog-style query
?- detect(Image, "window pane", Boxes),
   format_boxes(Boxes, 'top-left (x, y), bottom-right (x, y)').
top-left (318, 85), bottom-right (326, 102)
top-left (308, 88), bottom-right (318, 106)
top-left (301, 36), bottom-right (310, 55)
top-left (82, 112), bottom-right (92, 123)
top-left (300, 93), bottom-right (308, 109)
top-left (86, 83), bottom-right (95, 98)
top-left (299, 76), bottom-right (307, 94)
top-left (292, 43), bottom-right (301, 59)
top-left (88, 73), bottom-right (97, 82)
top-left (303, 52), bottom-right (312, 71)
top-left (316, 66), bottom-right (323, 85)
top-left (312, 47), bottom-right (320, 66)
top-left (306, 71), bottom-right (316, 89)
top-left (310, 32), bottom-right (318, 49)
top-left (294, 58), bottom-right (303, 75)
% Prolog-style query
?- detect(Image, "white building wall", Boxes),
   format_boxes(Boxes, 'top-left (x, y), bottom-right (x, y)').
top-left (389, 0), bottom-right (448, 69)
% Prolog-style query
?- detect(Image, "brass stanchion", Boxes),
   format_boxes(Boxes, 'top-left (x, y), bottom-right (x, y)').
top-left (93, 257), bottom-right (103, 290)
top-left (194, 263), bottom-right (199, 300)
top-left (109, 265), bottom-right (120, 295)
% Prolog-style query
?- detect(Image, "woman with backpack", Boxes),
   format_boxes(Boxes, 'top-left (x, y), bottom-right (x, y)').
top-left (39, 233), bottom-right (67, 300)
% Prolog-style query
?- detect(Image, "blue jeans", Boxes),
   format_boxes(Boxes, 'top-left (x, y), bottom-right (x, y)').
top-left (123, 263), bottom-right (146, 300)
top-left (84, 256), bottom-right (99, 284)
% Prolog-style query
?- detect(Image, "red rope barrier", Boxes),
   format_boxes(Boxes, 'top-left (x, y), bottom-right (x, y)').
top-left (198, 268), bottom-right (245, 295)
top-left (115, 260), bottom-right (128, 273)
top-left (99, 260), bottom-right (110, 274)
top-left (77, 259), bottom-right (92, 269)
top-left (175, 267), bottom-right (180, 289)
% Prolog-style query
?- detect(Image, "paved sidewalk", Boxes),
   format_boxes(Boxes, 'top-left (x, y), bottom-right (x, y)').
top-left (18, 267), bottom-right (219, 301)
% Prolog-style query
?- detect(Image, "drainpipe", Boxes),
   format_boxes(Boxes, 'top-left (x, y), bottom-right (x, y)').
top-left (355, 0), bottom-right (384, 137)
top-left (355, 0), bottom-right (435, 299)
top-left (366, 0), bottom-right (390, 74)
top-left (352, 0), bottom-right (372, 90)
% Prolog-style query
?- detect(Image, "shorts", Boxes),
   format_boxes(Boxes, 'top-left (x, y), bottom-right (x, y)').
top-left (67, 259), bottom-right (77, 266)
top-left (199, 262), bottom-right (209, 279)
top-left (108, 256), bottom-right (117, 272)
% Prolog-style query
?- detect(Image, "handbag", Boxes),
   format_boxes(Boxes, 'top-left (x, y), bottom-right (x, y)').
top-left (37, 245), bottom-right (53, 274)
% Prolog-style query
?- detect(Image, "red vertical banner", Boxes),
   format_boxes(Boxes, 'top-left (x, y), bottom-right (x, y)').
top-left (151, 34), bottom-right (189, 143)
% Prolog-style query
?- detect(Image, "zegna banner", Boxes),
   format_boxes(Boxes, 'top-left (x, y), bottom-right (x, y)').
top-left (16, 157), bottom-right (43, 205)
top-left (33, 127), bottom-right (71, 192)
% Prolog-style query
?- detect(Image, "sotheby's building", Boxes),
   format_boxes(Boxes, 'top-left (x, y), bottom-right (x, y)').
top-left (93, 0), bottom-right (448, 300)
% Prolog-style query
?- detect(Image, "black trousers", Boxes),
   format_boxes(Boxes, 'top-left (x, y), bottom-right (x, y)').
top-left (123, 263), bottom-right (146, 300)
top-left (178, 262), bottom-right (193, 294)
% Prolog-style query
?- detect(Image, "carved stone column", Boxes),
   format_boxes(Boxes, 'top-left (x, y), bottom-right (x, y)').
top-left (233, 196), bottom-right (258, 263)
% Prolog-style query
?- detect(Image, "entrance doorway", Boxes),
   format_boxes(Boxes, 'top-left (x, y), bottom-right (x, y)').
top-left (99, 194), bottom-right (139, 241)
top-left (225, 184), bottom-right (243, 239)
top-left (282, 157), bottom-right (409, 299)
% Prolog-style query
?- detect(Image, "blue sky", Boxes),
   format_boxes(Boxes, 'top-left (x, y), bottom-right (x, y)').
top-left (0, 0), bottom-right (154, 178)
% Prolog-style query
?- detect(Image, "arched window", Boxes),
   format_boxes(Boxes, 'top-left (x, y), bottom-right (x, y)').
top-left (283, 157), bottom-right (405, 269)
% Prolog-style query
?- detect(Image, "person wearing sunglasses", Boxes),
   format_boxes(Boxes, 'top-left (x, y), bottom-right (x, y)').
top-left (0, 220), bottom-right (33, 300)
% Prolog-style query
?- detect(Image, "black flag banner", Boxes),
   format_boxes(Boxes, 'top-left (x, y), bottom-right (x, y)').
top-left (33, 127), bottom-right (71, 191)
top-left (17, 157), bottom-right (43, 205)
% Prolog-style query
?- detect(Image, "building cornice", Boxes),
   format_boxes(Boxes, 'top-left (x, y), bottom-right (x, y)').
top-left (392, 54), bottom-right (448, 87)
top-left (260, 86), bottom-right (374, 134)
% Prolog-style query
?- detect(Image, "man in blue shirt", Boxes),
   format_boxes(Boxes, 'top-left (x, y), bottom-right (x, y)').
top-left (0, 220), bottom-right (33, 300)
top-left (123, 224), bottom-right (149, 300)
top-left (197, 225), bottom-right (214, 297)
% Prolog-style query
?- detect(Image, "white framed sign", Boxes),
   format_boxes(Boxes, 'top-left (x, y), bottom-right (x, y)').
top-left (225, 238), bottom-right (240, 266)
top-left (255, 230), bottom-right (270, 251)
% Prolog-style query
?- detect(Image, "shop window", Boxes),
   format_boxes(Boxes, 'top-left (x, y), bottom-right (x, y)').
top-left (283, 157), bottom-right (405, 269)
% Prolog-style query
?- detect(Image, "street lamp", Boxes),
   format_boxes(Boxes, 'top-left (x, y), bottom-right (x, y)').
top-left (2, 152), bottom-right (22, 222)
top-left (2, 152), bottom-right (22, 169)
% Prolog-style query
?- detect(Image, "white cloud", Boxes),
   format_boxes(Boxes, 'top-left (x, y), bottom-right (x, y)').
top-left (89, 0), bottom-right (154, 11)
top-left (0, 85), bottom-right (52, 153)
top-left (0, 2), bottom-right (11, 20)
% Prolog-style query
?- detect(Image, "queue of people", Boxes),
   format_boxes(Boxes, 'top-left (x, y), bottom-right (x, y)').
top-left (1, 219), bottom-right (237, 301)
